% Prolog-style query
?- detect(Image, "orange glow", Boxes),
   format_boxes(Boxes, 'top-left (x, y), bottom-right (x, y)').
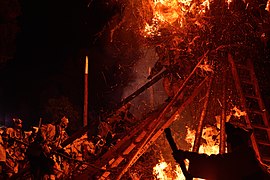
top-left (153, 159), bottom-right (176, 179)
top-left (154, 0), bottom-right (182, 24)
top-left (199, 126), bottom-right (220, 155)
top-left (185, 126), bottom-right (196, 146)
top-left (143, 0), bottom-right (210, 37)
top-left (225, 0), bottom-right (233, 7)
top-left (153, 126), bottom-right (220, 179)
top-left (267, 0), bottom-right (270, 12)
top-left (231, 106), bottom-right (247, 118)
top-left (153, 158), bottom-right (191, 180)
top-left (185, 126), bottom-right (220, 155)
top-left (215, 106), bottom-right (246, 129)
top-left (198, 59), bottom-right (214, 74)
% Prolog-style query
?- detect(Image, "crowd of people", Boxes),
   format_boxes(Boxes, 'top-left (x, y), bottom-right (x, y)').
top-left (0, 116), bottom-right (70, 179)
top-left (0, 103), bottom-right (136, 179)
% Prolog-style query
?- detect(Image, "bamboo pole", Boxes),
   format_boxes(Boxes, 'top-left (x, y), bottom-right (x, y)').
top-left (83, 56), bottom-right (89, 127)
top-left (193, 77), bottom-right (213, 153)
top-left (220, 65), bottom-right (227, 154)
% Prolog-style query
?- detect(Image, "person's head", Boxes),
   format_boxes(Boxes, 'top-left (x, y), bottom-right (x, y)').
top-left (59, 116), bottom-right (69, 129)
top-left (225, 122), bottom-right (253, 151)
top-left (13, 118), bottom-right (23, 129)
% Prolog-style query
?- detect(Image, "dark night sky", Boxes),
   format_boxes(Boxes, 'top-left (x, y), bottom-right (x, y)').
top-left (0, 0), bottom-right (133, 128)
top-left (0, 0), bottom-right (270, 130)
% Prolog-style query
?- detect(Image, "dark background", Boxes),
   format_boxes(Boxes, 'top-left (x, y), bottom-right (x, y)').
top-left (0, 0), bottom-right (136, 130)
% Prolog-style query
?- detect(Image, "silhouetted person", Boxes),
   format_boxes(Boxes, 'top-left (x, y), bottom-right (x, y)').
top-left (26, 116), bottom-right (70, 179)
top-left (173, 122), bottom-right (270, 180)
top-left (26, 132), bottom-right (55, 180)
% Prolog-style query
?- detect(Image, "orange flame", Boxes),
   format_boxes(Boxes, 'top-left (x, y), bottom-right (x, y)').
top-left (199, 126), bottom-right (220, 155)
top-left (143, 0), bottom-right (210, 37)
top-left (231, 106), bottom-right (247, 118)
top-left (153, 125), bottom-right (220, 179)
top-left (185, 126), bottom-right (196, 146)
top-left (153, 159), bottom-right (190, 180)
top-left (185, 126), bottom-right (220, 155)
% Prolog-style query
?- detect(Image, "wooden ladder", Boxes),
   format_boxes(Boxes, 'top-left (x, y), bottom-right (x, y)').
top-left (228, 53), bottom-right (270, 166)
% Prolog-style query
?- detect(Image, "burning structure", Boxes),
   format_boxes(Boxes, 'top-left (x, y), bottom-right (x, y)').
top-left (3, 0), bottom-right (270, 179)
top-left (64, 0), bottom-right (270, 179)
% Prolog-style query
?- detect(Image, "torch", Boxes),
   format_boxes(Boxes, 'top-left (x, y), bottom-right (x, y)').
top-left (83, 56), bottom-right (88, 127)
top-left (164, 128), bottom-right (192, 180)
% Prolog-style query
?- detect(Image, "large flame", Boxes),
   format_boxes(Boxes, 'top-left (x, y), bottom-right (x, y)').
top-left (185, 126), bottom-right (220, 155)
top-left (144, 0), bottom-right (210, 37)
top-left (199, 126), bottom-right (220, 155)
top-left (153, 159), bottom-right (178, 180)
top-left (153, 161), bottom-right (187, 180)
top-left (154, 0), bottom-right (184, 24)
top-left (153, 106), bottom-right (248, 179)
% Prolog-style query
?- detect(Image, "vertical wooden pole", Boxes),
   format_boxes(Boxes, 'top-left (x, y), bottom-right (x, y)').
top-left (83, 56), bottom-right (88, 127)
top-left (220, 62), bottom-right (227, 154)
top-left (193, 77), bottom-right (212, 152)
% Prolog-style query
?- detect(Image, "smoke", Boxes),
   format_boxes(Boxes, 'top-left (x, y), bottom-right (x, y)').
top-left (121, 46), bottom-right (167, 119)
